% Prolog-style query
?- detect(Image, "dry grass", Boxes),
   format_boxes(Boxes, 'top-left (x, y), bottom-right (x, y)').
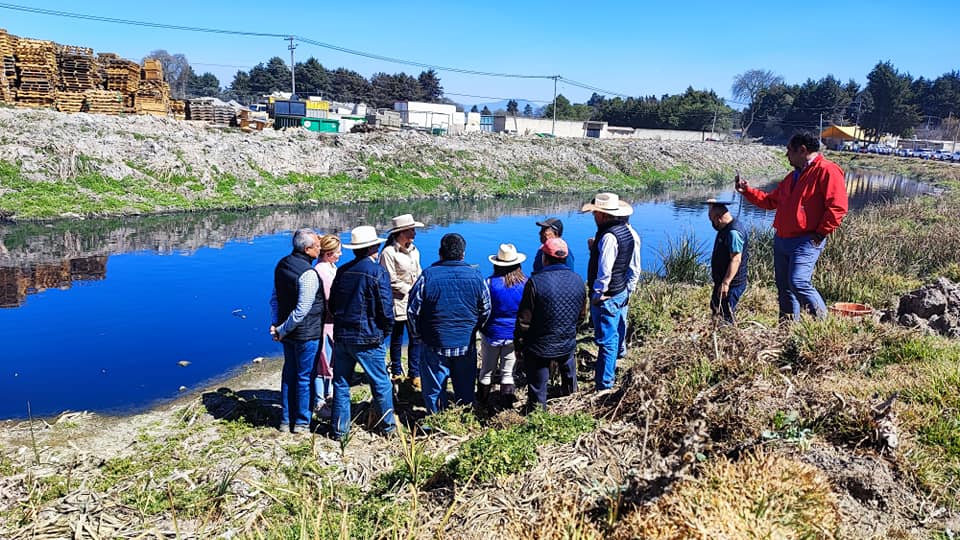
top-left (611, 450), bottom-right (839, 540)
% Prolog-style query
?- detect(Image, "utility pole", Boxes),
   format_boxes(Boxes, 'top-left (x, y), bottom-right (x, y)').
top-left (819, 113), bottom-right (823, 148)
top-left (710, 103), bottom-right (719, 139)
top-left (551, 75), bottom-right (558, 137)
top-left (287, 36), bottom-right (297, 96)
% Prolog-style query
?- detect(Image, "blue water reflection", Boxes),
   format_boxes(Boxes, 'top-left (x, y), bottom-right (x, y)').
top-left (0, 170), bottom-right (934, 418)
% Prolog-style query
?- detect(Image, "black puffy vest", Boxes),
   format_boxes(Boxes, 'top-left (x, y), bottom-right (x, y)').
top-left (520, 265), bottom-right (586, 359)
top-left (587, 221), bottom-right (635, 296)
top-left (274, 251), bottom-right (325, 341)
top-left (711, 218), bottom-right (749, 287)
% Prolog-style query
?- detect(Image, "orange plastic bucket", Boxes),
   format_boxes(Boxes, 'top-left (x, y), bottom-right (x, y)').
top-left (829, 302), bottom-right (872, 317)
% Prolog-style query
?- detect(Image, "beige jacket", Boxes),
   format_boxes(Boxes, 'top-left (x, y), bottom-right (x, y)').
top-left (379, 242), bottom-right (422, 321)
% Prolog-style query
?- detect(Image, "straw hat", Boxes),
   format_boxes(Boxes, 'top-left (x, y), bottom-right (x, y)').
top-left (580, 192), bottom-right (634, 216)
top-left (702, 198), bottom-right (733, 206)
top-left (343, 225), bottom-right (387, 249)
top-left (387, 214), bottom-right (425, 233)
top-left (488, 243), bottom-right (527, 266)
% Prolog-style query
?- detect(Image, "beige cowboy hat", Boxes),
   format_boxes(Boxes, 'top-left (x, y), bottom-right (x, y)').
top-left (387, 214), bottom-right (425, 233)
top-left (343, 225), bottom-right (387, 249)
top-left (580, 192), bottom-right (634, 216)
top-left (488, 243), bottom-right (527, 266)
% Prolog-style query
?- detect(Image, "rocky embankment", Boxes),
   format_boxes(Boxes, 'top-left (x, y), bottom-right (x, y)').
top-left (0, 107), bottom-right (785, 220)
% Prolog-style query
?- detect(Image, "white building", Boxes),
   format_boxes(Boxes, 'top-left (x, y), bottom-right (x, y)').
top-left (394, 102), bottom-right (459, 133)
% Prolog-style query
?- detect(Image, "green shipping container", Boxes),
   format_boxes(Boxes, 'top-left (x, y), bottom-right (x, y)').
top-left (301, 118), bottom-right (339, 132)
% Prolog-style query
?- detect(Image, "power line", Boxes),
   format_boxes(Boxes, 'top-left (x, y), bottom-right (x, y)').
top-left (0, 2), bottom-right (558, 80)
top-left (444, 92), bottom-right (552, 104)
top-left (294, 36), bottom-right (557, 80)
top-left (0, 2), bottom-right (287, 38)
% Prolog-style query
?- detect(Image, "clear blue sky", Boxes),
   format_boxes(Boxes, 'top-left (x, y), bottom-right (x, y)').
top-left (2, 0), bottom-right (958, 106)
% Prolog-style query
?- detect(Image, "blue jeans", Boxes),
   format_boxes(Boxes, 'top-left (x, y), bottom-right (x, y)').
top-left (281, 339), bottom-right (319, 430)
top-left (389, 320), bottom-right (422, 379)
top-left (421, 344), bottom-right (477, 414)
top-left (591, 289), bottom-right (630, 390)
top-left (331, 341), bottom-right (396, 439)
top-left (774, 234), bottom-right (827, 321)
top-left (711, 281), bottom-right (747, 324)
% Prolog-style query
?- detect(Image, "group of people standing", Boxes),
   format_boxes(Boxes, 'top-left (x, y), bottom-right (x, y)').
top-left (270, 191), bottom-right (641, 438)
top-left (269, 131), bottom-right (850, 439)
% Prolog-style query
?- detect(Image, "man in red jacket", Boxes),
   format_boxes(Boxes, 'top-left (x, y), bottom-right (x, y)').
top-left (735, 132), bottom-right (848, 321)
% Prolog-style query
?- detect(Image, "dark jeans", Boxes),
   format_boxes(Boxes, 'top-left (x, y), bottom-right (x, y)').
top-left (773, 234), bottom-right (827, 321)
top-left (389, 320), bottom-right (422, 378)
top-left (421, 345), bottom-right (477, 414)
top-left (525, 351), bottom-right (577, 410)
top-left (711, 281), bottom-right (747, 324)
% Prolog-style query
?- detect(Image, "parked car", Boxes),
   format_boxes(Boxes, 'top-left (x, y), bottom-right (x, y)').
top-left (952, 152), bottom-right (960, 162)
top-left (933, 150), bottom-right (951, 161)
top-left (917, 149), bottom-right (934, 159)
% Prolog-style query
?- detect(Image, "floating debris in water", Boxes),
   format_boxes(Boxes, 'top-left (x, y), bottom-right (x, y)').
top-left (178, 360), bottom-right (191, 367)
top-left (252, 357), bottom-right (264, 364)
top-left (231, 308), bottom-right (247, 319)
top-left (178, 386), bottom-right (187, 392)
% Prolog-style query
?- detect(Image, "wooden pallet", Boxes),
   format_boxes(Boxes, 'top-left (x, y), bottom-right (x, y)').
top-left (56, 91), bottom-right (85, 112)
top-left (83, 89), bottom-right (123, 114)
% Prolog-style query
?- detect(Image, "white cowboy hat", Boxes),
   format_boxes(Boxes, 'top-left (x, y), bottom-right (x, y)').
top-left (343, 225), bottom-right (387, 249)
top-left (488, 243), bottom-right (527, 266)
top-left (580, 192), bottom-right (634, 216)
top-left (387, 214), bottom-right (425, 233)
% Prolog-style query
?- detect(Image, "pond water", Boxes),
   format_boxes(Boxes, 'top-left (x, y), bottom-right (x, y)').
top-left (0, 170), bottom-right (934, 419)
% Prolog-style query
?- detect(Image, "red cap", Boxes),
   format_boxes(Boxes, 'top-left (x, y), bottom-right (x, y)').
top-left (541, 237), bottom-right (569, 259)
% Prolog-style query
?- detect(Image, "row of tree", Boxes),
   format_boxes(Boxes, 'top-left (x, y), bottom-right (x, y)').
top-left (143, 50), bottom-right (446, 109)
top-left (145, 49), bottom-right (957, 141)
top-left (733, 63), bottom-right (960, 142)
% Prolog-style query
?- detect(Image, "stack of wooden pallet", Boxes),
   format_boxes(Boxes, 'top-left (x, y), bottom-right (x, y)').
top-left (56, 44), bottom-right (99, 112)
top-left (188, 98), bottom-right (237, 126)
top-left (0, 29), bottom-right (16, 103)
top-left (14, 38), bottom-right (58, 107)
top-left (169, 99), bottom-right (186, 120)
top-left (83, 89), bottom-right (123, 115)
top-left (98, 52), bottom-right (138, 110)
top-left (136, 81), bottom-right (170, 116)
top-left (141, 58), bottom-right (162, 81)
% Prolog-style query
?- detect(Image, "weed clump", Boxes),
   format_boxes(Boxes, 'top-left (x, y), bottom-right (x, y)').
top-left (611, 451), bottom-right (839, 539)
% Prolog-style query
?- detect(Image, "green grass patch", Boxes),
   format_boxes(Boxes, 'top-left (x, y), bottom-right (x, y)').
top-left (450, 411), bottom-right (596, 483)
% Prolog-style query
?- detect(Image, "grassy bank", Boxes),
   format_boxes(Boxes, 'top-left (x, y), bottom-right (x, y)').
top-left (2, 163), bottom-right (960, 538)
top-left (0, 157), bottom-right (764, 221)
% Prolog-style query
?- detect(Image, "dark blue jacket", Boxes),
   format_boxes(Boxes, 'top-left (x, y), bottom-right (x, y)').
top-left (329, 255), bottom-right (393, 346)
top-left (515, 264), bottom-right (587, 359)
top-left (410, 260), bottom-right (488, 350)
top-left (482, 275), bottom-right (526, 342)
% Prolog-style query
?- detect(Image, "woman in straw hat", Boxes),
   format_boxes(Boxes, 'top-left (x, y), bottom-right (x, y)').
top-left (379, 214), bottom-right (425, 391)
top-left (479, 243), bottom-right (527, 407)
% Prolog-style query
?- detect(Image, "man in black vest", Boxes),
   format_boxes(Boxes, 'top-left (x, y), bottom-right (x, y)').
top-left (583, 192), bottom-right (641, 391)
top-left (515, 238), bottom-right (587, 411)
top-left (270, 228), bottom-right (325, 434)
top-left (706, 200), bottom-right (749, 324)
